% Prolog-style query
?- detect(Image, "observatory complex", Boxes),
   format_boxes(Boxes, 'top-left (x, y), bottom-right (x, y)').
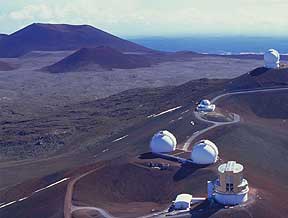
top-left (264, 49), bottom-right (280, 69)
top-left (208, 161), bottom-right (249, 205)
top-left (191, 140), bottom-right (219, 165)
top-left (196, 99), bottom-right (216, 112)
top-left (149, 131), bottom-right (219, 165)
top-left (150, 130), bottom-right (177, 153)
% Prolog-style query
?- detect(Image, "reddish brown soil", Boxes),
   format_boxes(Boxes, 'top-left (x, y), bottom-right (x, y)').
top-left (1, 77), bottom-right (288, 218)
top-left (0, 180), bottom-right (67, 218)
top-left (72, 89), bottom-right (288, 218)
top-left (72, 210), bottom-right (103, 218)
top-left (72, 159), bottom-right (217, 217)
top-left (202, 92), bottom-right (288, 218)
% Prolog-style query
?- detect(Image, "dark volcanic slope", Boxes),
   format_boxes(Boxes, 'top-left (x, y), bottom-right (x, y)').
top-left (0, 33), bottom-right (8, 40)
top-left (0, 23), bottom-right (151, 58)
top-left (0, 78), bottom-right (224, 163)
top-left (0, 60), bottom-right (16, 71)
top-left (73, 161), bottom-right (216, 218)
top-left (43, 46), bottom-right (151, 73)
top-left (2, 80), bottom-right (288, 218)
top-left (227, 67), bottom-right (288, 90)
top-left (207, 91), bottom-right (288, 218)
top-left (74, 90), bottom-right (288, 218)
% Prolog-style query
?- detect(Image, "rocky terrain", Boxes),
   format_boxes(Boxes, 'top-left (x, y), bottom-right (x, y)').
top-left (70, 85), bottom-right (288, 218)
top-left (0, 78), bottom-right (224, 162)
top-left (1, 77), bottom-right (288, 218)
top-left (0, 23), bottom-right (287, 218)
top-left (0, 39), bottom-right (261, 163)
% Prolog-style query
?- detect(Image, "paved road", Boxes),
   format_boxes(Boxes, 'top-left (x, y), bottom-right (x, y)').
top-left (182, 111), bottom-right (240, 151)
top-left (64, 166), bottom-right (105, 218)
top-left (0, 178), bottom-right (69, 210)
top-left (71, 205), bottom-right (117, 218)
top-left (211, 87), bottom-right (288, 104)
top-left (71, 205), bottom-right (169, 218)
top-left (3, 86), bottom-right (288, 218)
top-left (181, 86), bottom-right (288, 151)
top-left (67, 86), bottom-right (288, 218)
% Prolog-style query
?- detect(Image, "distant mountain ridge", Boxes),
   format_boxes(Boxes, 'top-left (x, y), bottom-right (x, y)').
top-left (43, 46), bottom-right (151, 73)
top-left (0, 34), bottom-right (8, 40)
top-left (0, 23), bottom-right (151, 58)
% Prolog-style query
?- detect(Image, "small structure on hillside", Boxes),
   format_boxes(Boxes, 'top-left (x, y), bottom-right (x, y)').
top-left (146, 162), bottom-right (170, 170)
top-left (196, 99), bottom-right (215, 112)
top-left (191, 140), bottom-right (219, 165)
top-left (264, 49), bottom-right (280, 69)
top-left (173, 194), bottom-right (192, 210)
top-left (208, 161), bottom-right (249, 205)
top-left (150, 130), bottom-right (177, 153)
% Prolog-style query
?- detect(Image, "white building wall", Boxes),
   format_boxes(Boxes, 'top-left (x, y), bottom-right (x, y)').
top-left (207, 181), bottom-right (214, 199)
top-left (214, 191), bottom-right (248, 205)
top-left (174, 201), bottom-right (190, 210)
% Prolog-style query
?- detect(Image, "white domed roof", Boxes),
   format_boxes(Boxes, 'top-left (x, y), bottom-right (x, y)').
top-left (150, 130), bottom-right (177, 153)
top-left (200, 99), bottom-right (211, 106)
top-left (264, 49), bottom-right (280, 69)
top-left (191, 140), bottom-right (218, 164)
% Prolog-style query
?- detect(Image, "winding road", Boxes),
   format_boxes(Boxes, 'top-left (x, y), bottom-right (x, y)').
top-left (182, 86), bottom-right (288, 151)
top-left (2, 87), bottom-right (288, 218)
top-left (66, 86), bottom-right (288, 218)
top-left (71, 205), bottom-right (117, 218)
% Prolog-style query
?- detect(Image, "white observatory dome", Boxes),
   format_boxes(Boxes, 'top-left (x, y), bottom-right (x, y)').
top-left (200, 99), bottom-right (211, 106)
top-left (264, 49), bottom-right (280, 69)
top-left (191, 140), bottom-right (219, 164)
top-left (150, 130), bottom-right (177, 153)
top-left (196, 99), bottom-right (215, 112)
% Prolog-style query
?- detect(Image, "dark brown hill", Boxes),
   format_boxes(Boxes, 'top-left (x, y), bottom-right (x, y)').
top-left (0, 23), bottom-right (151, 57)
top-left (0, 60), bottom-right (16, 71)
top-left (226, 67), bottom-right (288, 90)
top-left (43, 46), bottom-right (151, 73)
top-left (0, 33), bottom-right (8, 40)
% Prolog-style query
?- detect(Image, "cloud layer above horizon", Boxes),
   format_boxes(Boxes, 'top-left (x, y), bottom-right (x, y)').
top-left (0, 0), bottom-right (287, 37)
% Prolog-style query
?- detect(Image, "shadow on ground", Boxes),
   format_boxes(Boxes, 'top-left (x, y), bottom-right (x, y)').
top-left (188, 200), bottom-right (223, 218)
top-left (173, 163), bottom-right (208, 181)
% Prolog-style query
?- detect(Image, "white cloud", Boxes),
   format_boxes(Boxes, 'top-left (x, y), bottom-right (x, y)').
top-left (9, 4), bottom-right (55, 20)
top-left (1, 0), bottom-right (288, 36)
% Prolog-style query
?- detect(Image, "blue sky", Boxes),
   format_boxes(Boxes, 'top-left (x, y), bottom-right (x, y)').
top-left (0, 0), bottom-right (287, 37)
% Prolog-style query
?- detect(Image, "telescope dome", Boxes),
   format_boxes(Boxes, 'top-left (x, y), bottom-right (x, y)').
top-left (150, 130), bottom-right (177, 153)
top-left (191, 140), bottom-right (218, 164)
top-left (264, 49), bottom-right (280, 69)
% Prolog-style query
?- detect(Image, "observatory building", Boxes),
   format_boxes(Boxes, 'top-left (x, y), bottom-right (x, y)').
top-left (173, 194), bottom-right (192, 210)
top-left (150, 130), bottom-right (177, 153)
top-left (191, 140), bottom-right (219, 165)
top-left (207, 161), bottom-right (249, 205)
top-left (264, 49), bottom-right (280, 69)
top-left (196, 99), bottom-right (215, 112)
